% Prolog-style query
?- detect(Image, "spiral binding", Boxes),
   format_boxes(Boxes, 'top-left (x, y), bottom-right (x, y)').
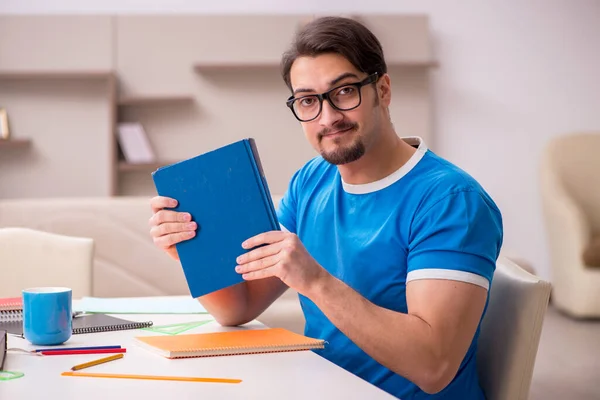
top-left (73, 321), bottom-right (153, 335)
top-left (0, 310), bottom-right (23, 323)
top-left (171, 340), bottom-right (325, 358)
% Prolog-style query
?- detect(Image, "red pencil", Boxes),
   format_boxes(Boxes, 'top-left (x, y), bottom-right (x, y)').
top-left (41, 348), bottom-right (127, 356)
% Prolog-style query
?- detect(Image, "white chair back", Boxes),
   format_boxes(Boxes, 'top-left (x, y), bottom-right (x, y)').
top-left (477, 256), bottom-right (551, 400)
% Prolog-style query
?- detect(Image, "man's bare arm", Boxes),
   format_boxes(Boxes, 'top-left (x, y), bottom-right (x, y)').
top-left (197, 277), bottom-right (288, 326)
top-left (309, 276), bottom-right (487, 394)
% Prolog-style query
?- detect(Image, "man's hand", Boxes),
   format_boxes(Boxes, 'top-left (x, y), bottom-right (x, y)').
top-left (148, 196), bottom-right (197, 261)
top-left (235, 231), bottom-right (331, 297)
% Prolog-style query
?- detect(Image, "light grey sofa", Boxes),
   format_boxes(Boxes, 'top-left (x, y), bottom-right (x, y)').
top-left (0, 196), bottom-right (305, 334)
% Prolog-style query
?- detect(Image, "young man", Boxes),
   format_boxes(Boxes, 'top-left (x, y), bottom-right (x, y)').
top-left (149, 17), bottom-right (502, 399)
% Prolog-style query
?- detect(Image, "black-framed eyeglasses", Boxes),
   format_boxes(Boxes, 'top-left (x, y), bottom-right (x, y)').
top-left (286, 72), bottom-right (379, 122)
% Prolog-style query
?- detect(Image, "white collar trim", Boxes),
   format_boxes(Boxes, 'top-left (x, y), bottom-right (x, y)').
top-left (341, 136), bottom-right (428, 194)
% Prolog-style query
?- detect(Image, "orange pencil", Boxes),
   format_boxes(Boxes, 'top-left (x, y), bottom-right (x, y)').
top-left (61, 371), bottom-right (241, 384)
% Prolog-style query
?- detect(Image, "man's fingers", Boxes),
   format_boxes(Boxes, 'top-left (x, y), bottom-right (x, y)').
top-left (153, 230), bottom-right (196, 249)
top-left (150, 222), bottom-right (197, 238)
top-left (240, 265), bottom-right (277, 281)
top-left (236, 243), bottom-right (280, 264)
top-left (149, 210), bottom-right (192, 226)
top-left (150, 196), bottom-right (178, 214)
top-left (242, 231), bottom-right (287, 250)
top-left (235, 254), bottom-right (279, 274)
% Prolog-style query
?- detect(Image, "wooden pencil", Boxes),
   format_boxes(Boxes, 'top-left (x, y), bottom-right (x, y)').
top-left (71, 353), bottom-right (124, 371)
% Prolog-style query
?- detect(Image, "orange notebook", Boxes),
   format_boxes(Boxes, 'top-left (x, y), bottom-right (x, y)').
top-left (134, 328), bottom-right (325, 359)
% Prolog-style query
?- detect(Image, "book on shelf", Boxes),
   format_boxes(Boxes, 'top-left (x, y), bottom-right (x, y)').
top-left (116, 122), bottom-right (156, 164)
top-left (0, 108), bottom-right (10, 139)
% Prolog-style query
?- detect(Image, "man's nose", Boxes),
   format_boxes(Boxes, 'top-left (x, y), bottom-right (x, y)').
top-left (318, 99), bottom-right (344, 127)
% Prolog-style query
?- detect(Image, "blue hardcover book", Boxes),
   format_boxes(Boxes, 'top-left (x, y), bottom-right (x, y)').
top-left (151, 138), bottom-right (280, 298)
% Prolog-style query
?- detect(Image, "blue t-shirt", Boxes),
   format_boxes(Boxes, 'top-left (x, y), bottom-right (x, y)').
top-left (276, 137), bottom-right (503, 399)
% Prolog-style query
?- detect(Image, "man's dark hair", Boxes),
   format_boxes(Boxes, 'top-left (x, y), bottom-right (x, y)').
top-left (281, 16), bottom-right (388, 92)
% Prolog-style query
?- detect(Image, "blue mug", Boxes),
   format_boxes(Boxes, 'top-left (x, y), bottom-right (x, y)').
top-left (22, 287), bottom-right (72, 346)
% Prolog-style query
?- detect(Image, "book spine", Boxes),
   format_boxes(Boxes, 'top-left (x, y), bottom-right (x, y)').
top-left (245, 139), bottom-right (280, 231)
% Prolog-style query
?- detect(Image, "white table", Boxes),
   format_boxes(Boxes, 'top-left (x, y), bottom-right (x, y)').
top-left (1, 312), bottom-right (395, 399)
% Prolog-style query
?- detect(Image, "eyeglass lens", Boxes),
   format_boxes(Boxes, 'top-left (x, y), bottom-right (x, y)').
top-left (292, 84), bottom-right (361, 121)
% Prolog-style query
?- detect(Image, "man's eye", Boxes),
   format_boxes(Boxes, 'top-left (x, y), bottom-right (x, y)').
top-left (300, 98), bottom-right (316, 107)
top-left (337, 86), bottom-right (355, 96)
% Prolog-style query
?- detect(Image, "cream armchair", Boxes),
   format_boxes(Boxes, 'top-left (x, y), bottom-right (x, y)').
top-left (540, 132), bottom-right (600, 317)
top-left (0, 197), bottom-right (189, 298)
top-left (0, 227), bottom-right (94, 298)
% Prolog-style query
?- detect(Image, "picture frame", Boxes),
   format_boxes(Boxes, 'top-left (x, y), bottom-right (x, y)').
top-left (0, 109), bottom-right (9, 140)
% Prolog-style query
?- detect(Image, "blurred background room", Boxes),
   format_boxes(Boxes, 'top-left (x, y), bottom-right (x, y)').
top-left (0, 1), bottom-right (598, 399)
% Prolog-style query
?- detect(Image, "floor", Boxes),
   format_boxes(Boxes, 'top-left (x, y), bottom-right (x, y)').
top-left (529, 305), bottom-right (600, 400)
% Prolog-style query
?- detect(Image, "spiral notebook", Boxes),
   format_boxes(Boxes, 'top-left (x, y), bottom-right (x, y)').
top-left (134, 327), bottom-right (325, 359)
top-left (0, 314), bottom-right (153, 336)
top-left (0, 297), bottom-right (22, 312)
top-left (1, 297), bottom-right (25, 325)
top-left (0, 310), bottom-right (23, 324)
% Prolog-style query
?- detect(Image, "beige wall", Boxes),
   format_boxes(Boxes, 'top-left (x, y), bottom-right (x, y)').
top-left (1, 1), bottom-right (599, 284)
top-left (0, 16), bottom-right (115, 198)
top-left (0, 78), bottom-right (114, 198)
top-left (0, 14), bottom-right (435, 198)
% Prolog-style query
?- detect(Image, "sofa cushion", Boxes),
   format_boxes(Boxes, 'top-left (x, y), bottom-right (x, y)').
top-left (0, 195), bottom-right (285, 298)
top-left (583, 237), bottom-right (600, 267)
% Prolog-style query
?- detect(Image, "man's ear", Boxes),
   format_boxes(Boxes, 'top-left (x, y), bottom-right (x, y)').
top-left (378, 73), bottom-right (392, 107)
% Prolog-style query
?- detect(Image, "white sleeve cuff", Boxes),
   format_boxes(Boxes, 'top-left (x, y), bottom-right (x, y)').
top-left (407, 269), bottom-right (489, 290)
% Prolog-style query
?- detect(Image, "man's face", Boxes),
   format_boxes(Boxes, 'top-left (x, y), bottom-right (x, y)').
top-left (289, 53), bottom-right (383, 165)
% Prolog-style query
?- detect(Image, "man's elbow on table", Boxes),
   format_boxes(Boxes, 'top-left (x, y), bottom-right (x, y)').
top-left (204, 307), bottom-right (254, 327)
top-left (196, 298), bottom-right (253, 327)
top-left (213, 314), bottom-right (254, 327)
top-left (412, 359), bottom-right (458, 395)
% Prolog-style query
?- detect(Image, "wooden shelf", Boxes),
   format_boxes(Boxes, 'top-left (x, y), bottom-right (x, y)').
top-left (194, 60), bottom-right (437, 72)
top-left (117, 95), bottom-right (195, 106)
top-left (0, 71), bottom-right (115, 80)
top-left (194, 62), bottom-right (281, 72)
top-left (118, 161), bottom-right (176, 172)
top-left (0, 138), bottom-right (32, 148)
top-left (388, 60), bottom-right (439, 68)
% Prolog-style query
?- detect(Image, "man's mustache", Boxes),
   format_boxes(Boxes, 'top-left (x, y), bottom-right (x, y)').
top-left (317, 122), bottom-right (359, 139)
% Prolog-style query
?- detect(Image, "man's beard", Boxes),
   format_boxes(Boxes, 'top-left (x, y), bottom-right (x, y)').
top-left (317, 121), bottom-right (365, 165)
top-left (321, 139), bottom-right (365, 165)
